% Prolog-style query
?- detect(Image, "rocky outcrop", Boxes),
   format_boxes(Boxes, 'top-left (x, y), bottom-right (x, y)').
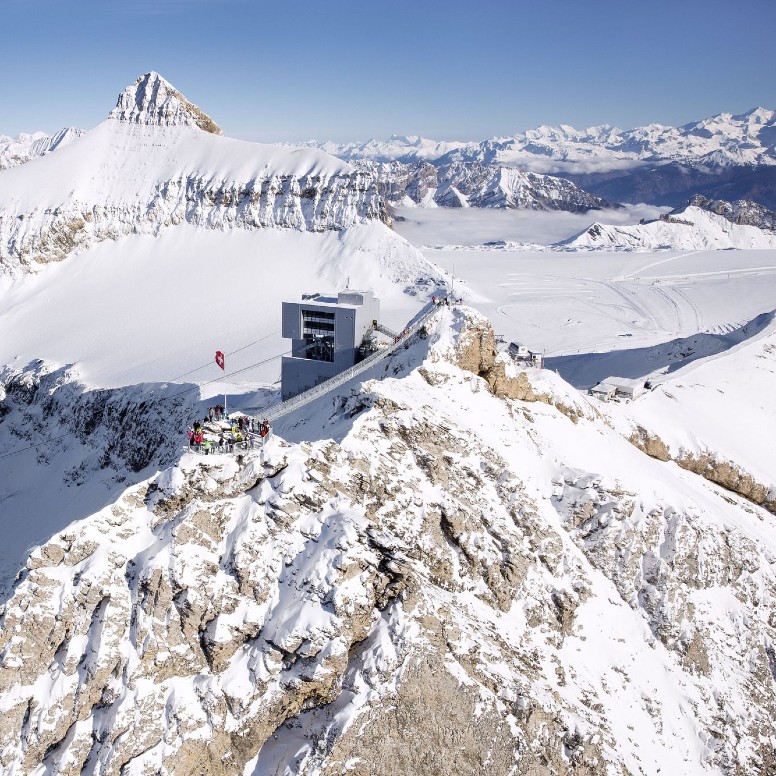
top-left (677, 450), bottom-right (776, 512)
top-left (629, 424), bottom-right (776, 513)
top-left (440, 307), bottom-right (592, 422)
top-left (109, 71), bottom-right (222, 134)
top-left (353, 159), bottom-right (614, 211)
top-left (628, 425), bottom-right (671, 461)
top-left (685, 194), bottom-right (776, 231)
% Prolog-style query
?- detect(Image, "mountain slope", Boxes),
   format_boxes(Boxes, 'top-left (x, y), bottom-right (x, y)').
top-left (563, 205), bottom-right (776, 251)
top-left (0, 308), bottom-right (774, 775)
top-left (0, 72), bottom-right (386, 274)
top-left (0, 128), bottom-right (84, 170)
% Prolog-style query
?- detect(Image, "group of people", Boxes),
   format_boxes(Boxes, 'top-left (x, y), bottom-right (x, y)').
top-left (207, 404), bottom-right (226, 421)
top-left (186, 415), bottom-right (271, 455)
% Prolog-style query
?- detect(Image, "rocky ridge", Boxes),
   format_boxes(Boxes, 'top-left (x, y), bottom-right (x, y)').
top-left (684, 194), bottom-right (776, 232)
top-left (0, 308), bottom-right (774, 774)
top-left (0, 74), bottom-right (386, 274)
top-left (0, 128), bottom-right (84, 171)
top-left (563, 204), bottom-right (776, 251)
top-left (355, 158), bottom-right (614, 212)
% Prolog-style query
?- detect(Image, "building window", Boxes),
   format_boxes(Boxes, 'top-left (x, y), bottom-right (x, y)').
top-left (301, 309), bottom-right (335, 362)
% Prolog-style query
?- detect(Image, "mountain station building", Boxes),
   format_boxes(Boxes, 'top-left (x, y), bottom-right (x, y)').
top-left (280, 290), bottom-right (380, 400)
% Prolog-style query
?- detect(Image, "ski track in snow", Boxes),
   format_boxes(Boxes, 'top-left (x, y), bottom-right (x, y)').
top-left (617, 250), bottom-right (704, 281)
top-left (653, 284), bottom-right (683, 335)
top-left (673, 285), bottom-right (703, 332)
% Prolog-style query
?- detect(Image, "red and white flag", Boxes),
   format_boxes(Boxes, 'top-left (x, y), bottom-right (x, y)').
top-left (215, 350), bottom-right (225, 370)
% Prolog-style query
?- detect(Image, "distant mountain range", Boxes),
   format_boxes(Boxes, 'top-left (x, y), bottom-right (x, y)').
top-left (3, 93), bottom-right (775, 213)
top-left (304, 108), bottom-right (776, 210)
top-left (310, 108), bottom-right (776, 170)
top-left (0, 127), bottom-right (85, 170)
top-left (352, 159), bottom-right (616, 212)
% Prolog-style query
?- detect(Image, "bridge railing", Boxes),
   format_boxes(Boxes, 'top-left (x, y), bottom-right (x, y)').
top-left (261, 303), bottom-right (441, 424)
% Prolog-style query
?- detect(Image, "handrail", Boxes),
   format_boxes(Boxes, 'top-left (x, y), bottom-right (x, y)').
top-left (259, 303), bottom-right (442, 423)
top-left (375, 322), bottom-right (399, 338)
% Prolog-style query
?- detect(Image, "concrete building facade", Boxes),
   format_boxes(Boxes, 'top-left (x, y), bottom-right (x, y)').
top-left (280, 290), bottom-right (380, 400)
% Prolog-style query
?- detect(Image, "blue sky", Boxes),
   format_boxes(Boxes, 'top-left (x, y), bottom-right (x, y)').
top-left (1, 0), bottom-right (774, 142)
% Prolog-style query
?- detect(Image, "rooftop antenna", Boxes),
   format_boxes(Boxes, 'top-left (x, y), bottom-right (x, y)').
top-left (346, 276), bottom-right (350, 289)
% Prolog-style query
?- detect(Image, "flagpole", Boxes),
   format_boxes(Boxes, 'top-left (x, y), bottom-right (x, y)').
top-left (215, 350), bottom-right (226, 419)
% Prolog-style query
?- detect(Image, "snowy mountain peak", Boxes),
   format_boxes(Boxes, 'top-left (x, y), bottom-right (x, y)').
top-left (108, 71), bottom-right (222, 134)
top-left (0, 126), bottom-right (85, 170)
top-left (734, 106), bottom-right (775, 125)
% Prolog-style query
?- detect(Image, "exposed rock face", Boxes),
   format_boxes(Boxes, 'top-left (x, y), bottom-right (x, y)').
top-left (441, 307), bottom-right (593, 422)
top-left (354, 159), bottom-right (614, 211)
top-left (629, 425), bottom-right (776, 513)
top-left (677, 451), bottom-right (776, 509)
top-left (0, 167), bottom-right (386, 272)
top-left (1, 309), bottom-right (775, 775)
top-left (109, 71), bottom-right (222, 134)
top-left (0, 361), bottom-right (191, 477)
top-left (685, 194), bottom-right (776, 231)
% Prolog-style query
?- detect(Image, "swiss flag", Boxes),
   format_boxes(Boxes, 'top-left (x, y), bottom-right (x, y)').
top-left (215, 350), bottom-right (225, 370)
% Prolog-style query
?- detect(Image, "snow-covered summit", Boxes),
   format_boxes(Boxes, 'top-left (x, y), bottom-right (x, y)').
top-left (309, 106), bottom-right (776, 173)
top-left (0, 127), bottom-right (84, 170)
top-left (0, 71), bottom-right (399, 274)
top-left (108, 71), bottom-right (222, 134)
top-left (563, 205), bottom-right (776, 251)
